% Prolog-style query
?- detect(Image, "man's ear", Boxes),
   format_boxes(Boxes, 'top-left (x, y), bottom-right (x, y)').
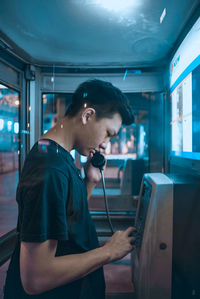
top-left (81, 108), bottom-right (96, 125)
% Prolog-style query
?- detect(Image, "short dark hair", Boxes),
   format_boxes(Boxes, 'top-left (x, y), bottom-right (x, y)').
top-left (65, 79), bottom-right (134, 125)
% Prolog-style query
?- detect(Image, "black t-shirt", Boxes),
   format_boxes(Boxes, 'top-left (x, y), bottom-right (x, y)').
top-left (4, 139), bottom-right (105, 299)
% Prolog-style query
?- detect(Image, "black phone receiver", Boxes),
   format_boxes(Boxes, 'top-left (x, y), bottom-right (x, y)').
top-left (91, 152), bottom-right (106, 170)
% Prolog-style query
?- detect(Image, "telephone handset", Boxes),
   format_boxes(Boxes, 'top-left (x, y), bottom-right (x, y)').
top-left (91, 151), bottom-right (106, 169)
top-left (91, 152), bottom-right (114, 235)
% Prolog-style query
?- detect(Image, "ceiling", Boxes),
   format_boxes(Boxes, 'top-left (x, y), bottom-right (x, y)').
top-left (0, 0), bottom-right (200, 68)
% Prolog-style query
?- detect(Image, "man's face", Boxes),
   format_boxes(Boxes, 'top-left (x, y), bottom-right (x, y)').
top-left (76, 112), bottom-right (122, 156)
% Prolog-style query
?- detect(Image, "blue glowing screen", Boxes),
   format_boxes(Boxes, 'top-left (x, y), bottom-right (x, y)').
top-left (171, 59), bottom-right (200, 160)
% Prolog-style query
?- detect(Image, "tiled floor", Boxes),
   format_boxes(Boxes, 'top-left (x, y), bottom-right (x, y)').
top-left (0, 171), bottom-right (135, 298)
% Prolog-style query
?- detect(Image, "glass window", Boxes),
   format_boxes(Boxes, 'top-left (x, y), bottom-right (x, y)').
top-left (42, 93), bottom-right (72, 134)
top-left (0, 84), bottom-right (20, 237)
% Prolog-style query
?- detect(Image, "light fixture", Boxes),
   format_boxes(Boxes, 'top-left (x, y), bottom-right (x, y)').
top-left (96, 0), bottom-right (135, 13)
top-left (160, 8), bottom-right (166, 24)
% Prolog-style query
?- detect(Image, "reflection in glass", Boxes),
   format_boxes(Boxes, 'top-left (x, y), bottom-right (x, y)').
top-left (0, 84), bottom-right (20, 236)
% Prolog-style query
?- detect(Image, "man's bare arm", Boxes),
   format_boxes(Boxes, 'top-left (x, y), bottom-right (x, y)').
top-left (20, 227), bottom-right (135, 295)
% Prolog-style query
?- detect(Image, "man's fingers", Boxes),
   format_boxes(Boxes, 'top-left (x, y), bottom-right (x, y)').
top-left (125, 226), bottom-right (136, 237)
top-left (130, 237), bottom-right (136, 245)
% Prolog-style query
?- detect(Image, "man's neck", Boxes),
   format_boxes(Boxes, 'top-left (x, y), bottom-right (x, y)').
top-left (40, 117), bottom-right (75, 152)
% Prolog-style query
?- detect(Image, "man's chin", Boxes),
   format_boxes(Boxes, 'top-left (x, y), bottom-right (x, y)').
top-left (78, 148), bottom-right (95, 157)
top-left (78, 149), bottom-right (90, 157)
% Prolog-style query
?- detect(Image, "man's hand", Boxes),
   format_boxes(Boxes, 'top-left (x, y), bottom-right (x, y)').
top-left (84, 151), bottom-right (106, 184)
top-left (103, 227), bottom-right (136, 262)
top-left (84, 151), bottom-right (106, 200)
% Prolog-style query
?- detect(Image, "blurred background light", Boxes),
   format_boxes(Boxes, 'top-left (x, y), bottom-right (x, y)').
top-left (80, 155), bottom-right (88, 163)
top-left (70, 149), bottom-right (76, 159)
top-left (14, 122), bottom-right (19, 134)
top-left (0, 84), bottom-right (8, 89)
top-left (7, 120), bottom-right (12, 131)
top-left (0, 119), bottom-right (4, 130)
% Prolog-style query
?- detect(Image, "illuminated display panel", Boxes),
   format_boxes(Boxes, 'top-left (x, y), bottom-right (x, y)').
top-left (171, 73), bottom-right (192, 152)
top-left (170, 17), bottom-right (200, 160)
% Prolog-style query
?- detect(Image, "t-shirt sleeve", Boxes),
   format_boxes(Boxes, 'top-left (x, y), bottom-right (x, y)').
top-left (19, 167), bottom-right (69, 242)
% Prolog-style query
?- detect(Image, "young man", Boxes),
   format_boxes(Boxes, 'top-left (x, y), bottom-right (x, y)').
top-left (4, 79), bottom-right (136, 299)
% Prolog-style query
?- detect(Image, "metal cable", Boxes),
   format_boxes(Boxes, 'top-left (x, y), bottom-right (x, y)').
top-left (100, 169), bottom-right (114, 235)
